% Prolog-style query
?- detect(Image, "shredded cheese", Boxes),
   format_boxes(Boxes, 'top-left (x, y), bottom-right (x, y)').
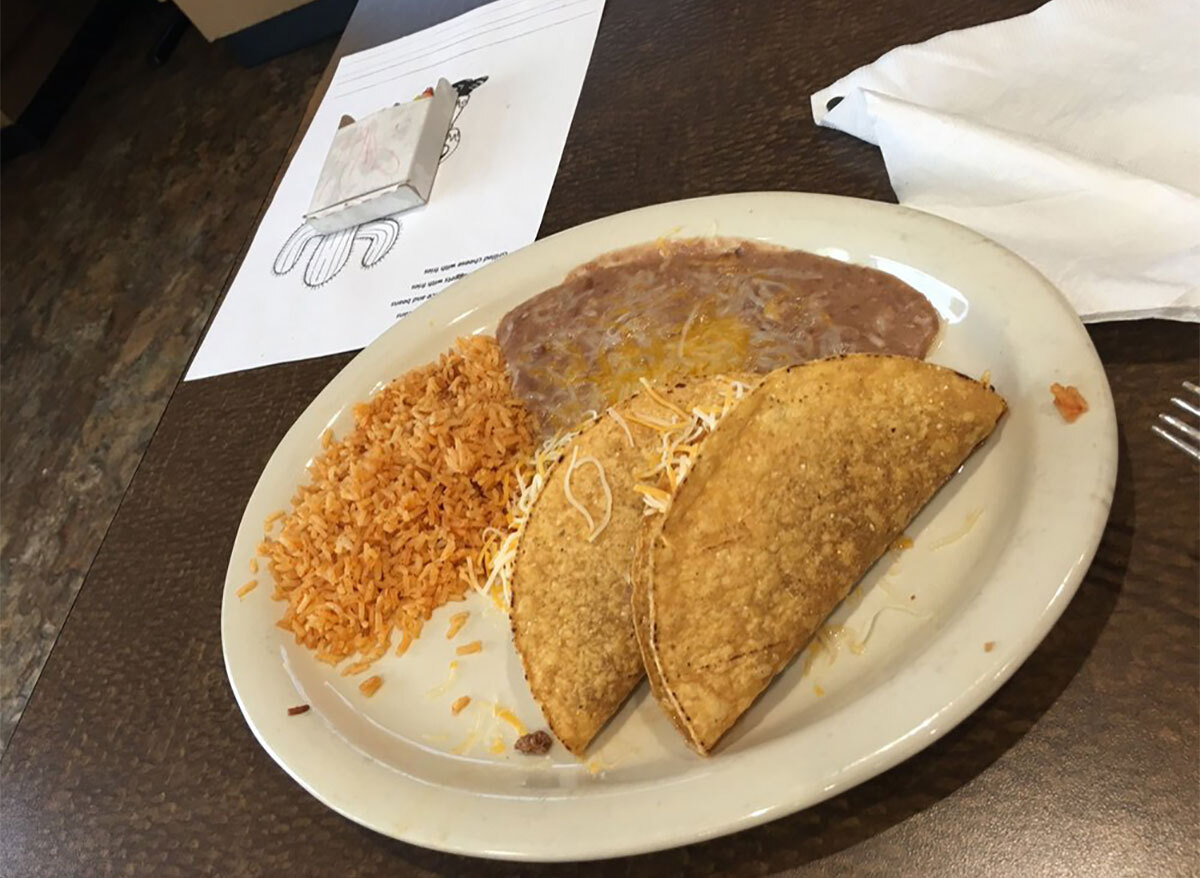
top-left (856, 603), bottom-right (930, 650)
top-left (802, 599), bottom-right (932, 680)
top-left (929, 508), bottom-right (983, 550)
top-left (836, 623), bottom-right (869, 654)
top-left (800, 639), bottom-right (827, 677)
top-left (561, 447), bottom-right (595, 535)
top-left (426, 661), bottom-right (458, 697)
top-left (462, 557), bottom-right (481, 593)
top-left (807, 622), bottom-right (871, 666)
top-left (446, 700), bottom-right (527, 756)
top-left (624, 410), bottom-right (686, 432)
top-left (584, 757), bottom-right (612, 776)
top-left (477, 418), bottom-right (596, 610)
top-left (561, 448), bottom-right (614, 542)
top-left (606, 406), bottom-right (635, 447)
top-left (638, 377), bottom-right (691, 421)
top-left (691, 406), bottom-right (719, 432)
top-left (584, 460), bottom-right (613, 541)
top-left (678, 302), bottom-right (702, 358)
top-left (451, 706), bottom-right (487, 755)
top-left (493, 705), bottom-right (527, 735)
top-left (634, 483), bottom-right (671, 515)
top-left (633, 376), bottom-right (754, 517)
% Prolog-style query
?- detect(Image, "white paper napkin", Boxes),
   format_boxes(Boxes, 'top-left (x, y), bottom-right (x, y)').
top-left (811, 0), bottom-right (1200, 322)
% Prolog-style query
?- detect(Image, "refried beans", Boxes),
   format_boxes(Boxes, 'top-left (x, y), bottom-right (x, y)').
top-left (498, 238), bottom-right (940, 435)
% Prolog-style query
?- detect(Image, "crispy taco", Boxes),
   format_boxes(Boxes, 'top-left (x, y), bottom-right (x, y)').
top-left (508, 374), bottom-right (758, 755)
top-left (631, 354), bottom-right (1007, 754)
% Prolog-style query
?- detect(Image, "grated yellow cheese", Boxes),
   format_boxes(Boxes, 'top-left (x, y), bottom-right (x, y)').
top-left (677, 302), bottom-right (702, 358)
top-left (562, 446), bottom-right (617, 542)
top-left (606, 406), bottom-right (635, 447)
top-left (638, 377), bottom-right (691, 421)
top-left (426, 661), bottom-right (458, 697)
top-left (493, 706), bottom-right (527, 735)
top-left (477, 418), bottom-right (596, 609)
top-left (632, 376), bottom-right (752, 517)
top-left (624, 410), bottom-right (686, 433)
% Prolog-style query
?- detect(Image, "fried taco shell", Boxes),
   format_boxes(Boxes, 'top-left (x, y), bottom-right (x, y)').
top-left (509, 375), bottom-right (755, 755)
top-left (633, 355), bottom-right (1006, 754)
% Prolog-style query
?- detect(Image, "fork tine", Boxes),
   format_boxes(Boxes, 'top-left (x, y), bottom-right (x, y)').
top-left (1158, 413), bottom-right (1200, 442)
top-left (1152, 424), bottom-right (1200, 461)
top-left (1183, 380), bottom-right (1199, 395)
top-left (1171, 395), bottom-right (1200, 418)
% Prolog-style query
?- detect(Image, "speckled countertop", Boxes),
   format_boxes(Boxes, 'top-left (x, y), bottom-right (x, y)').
top-left (0, 16), bottom-right (334, 753)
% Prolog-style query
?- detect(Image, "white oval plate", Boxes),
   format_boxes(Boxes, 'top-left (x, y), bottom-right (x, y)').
top-left (222, 193), bottom-right (1116, 861)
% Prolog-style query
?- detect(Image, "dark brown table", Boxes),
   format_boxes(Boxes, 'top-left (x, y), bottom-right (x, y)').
top-left (3, 1), bottom-right (1197, 874)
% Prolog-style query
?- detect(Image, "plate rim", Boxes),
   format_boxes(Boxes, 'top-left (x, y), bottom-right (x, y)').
top-left (221, 191), bottom-right (1118, 861)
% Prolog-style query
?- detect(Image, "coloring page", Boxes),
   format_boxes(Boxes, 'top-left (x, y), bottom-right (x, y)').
top-left (188, 0), bottom-right (605, 380)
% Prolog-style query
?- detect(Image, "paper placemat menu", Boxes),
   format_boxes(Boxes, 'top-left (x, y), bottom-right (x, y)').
top-left (188, 0), bottom-right (606, 380)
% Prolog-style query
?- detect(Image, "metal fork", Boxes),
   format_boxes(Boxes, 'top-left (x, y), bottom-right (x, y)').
top-left (1152, 381), bottom-right (1200, 461)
